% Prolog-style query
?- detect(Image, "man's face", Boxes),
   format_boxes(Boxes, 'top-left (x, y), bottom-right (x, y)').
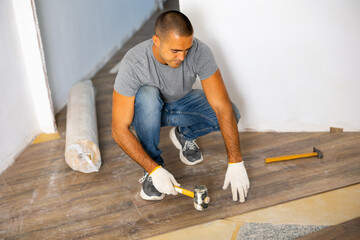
top-left (153, 32), bottom-right (193, 68)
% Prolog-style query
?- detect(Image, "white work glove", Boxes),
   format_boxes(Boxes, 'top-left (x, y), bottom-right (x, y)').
top-left (223, 161), bottom-right (250, 203)
top-left (150, 166), bottom-right (180, 195)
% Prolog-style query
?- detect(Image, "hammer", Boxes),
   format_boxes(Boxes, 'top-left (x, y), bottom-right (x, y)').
top-left (265, 147), bottom-right (323, 163)
top-left (174, 185), bottom-right (210, 211)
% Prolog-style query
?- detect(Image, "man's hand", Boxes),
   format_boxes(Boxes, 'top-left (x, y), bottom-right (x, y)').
top-left (150, 166), bottom-right (180, 195)
top-left (223, 162), bottom-right (250, 202)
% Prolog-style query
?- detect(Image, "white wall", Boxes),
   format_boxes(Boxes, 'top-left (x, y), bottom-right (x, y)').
top-left (35, 0), bottom-right (159, 113)
top-left (181, 0), bottom-right (360, 131)
top-left (12, 0), bottom-right (56, 134)
top-left (0, 1), bottom-right (40, 173)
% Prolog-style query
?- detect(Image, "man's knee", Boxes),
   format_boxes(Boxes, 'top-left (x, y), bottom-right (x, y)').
top-left (134, 86), bottom-right (163, 129)
top-left (135, 85), bottom-right (163, 112)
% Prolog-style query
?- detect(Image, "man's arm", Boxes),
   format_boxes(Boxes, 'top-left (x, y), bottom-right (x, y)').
top-left (112, 90), bottom-right (158, 173)
top-left (201, 69), bottom-right (242, 163)
top-left (201, 69), bottom-right (250, 202)
top-left (112, 90), bottom-right (180, 195)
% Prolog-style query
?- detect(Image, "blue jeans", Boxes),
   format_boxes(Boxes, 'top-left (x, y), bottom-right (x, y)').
top-left (132, 85), bottom-right (240, 165)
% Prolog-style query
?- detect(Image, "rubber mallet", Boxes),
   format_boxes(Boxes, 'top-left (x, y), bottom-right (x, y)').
top-left (175, 185), bottom-right (210, 211)
top-left (265, 147), bottom-right (323, 163)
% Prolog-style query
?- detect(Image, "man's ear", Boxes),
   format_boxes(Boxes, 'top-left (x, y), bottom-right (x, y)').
top-left (153, 35), bottom-right (160, 46)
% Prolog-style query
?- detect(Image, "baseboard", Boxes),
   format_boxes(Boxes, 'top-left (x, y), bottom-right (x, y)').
top-left (32, 132), bottom-right (60, 144)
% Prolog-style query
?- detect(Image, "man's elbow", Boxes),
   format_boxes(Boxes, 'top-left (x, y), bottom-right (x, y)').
top-left (111, 123), bottom-right (118, 142)
top-left (111, 124), bottom-right (117, 141)
top-left (112, 118), bottom-right (133, 138)
top-left (212, 101), bottom-right (233, 116)
top-left (112, 122), bottom-right (126, 142)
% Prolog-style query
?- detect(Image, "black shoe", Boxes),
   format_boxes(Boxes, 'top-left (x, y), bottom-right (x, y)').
top-left (139, 171), bottom-right (165, 200)
top-left (169, 127), bottom-right (203, 165)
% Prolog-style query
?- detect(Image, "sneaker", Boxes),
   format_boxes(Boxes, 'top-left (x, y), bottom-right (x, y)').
top-left (169, 127), bottom-right (203, 165)
top-left (139, 171), bottom-right (165, 200)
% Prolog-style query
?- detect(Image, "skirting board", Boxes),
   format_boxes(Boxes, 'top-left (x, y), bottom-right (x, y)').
top-left (32, 132), bottom-right (60, 144)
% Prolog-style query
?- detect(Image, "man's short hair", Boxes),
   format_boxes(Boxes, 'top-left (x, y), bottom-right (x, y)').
top-left (155, 10), bottom-right (193, 39)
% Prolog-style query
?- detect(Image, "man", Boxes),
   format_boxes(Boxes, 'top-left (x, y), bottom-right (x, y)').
top-left (112, 10), bottom-right (250, 203)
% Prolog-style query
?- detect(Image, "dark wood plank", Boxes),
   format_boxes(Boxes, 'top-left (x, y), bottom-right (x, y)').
top-left (296, 218), bottom-right (360, 240)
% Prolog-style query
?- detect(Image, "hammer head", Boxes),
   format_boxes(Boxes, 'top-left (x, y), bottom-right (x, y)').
top-left (193, 185), bottom-right (210, 211)
top-left (313, 147), bottom-right (323, 159)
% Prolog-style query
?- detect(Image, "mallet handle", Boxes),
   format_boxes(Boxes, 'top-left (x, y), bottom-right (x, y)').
top-left (265, 152), bottom-right (318, 163)
top-left (174, 186), bottom-right (194, 198)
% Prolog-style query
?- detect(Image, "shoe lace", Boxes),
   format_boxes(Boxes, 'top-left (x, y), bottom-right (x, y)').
top-left (139, 173), bottom-right (152, 184)
top-left (184, 140), bottom-right (199, 151)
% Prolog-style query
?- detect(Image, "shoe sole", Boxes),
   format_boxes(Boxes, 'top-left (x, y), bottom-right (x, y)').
top-left (140, 188), bottom-right (165, 201)
top-left (169, 127), bottom-right (203, 166)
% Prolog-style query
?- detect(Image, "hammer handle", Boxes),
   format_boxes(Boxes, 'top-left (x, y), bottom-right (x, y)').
top-left (265, 152), bottom-right (318, 163)
top-left (174, 186), bottom-right (194, 198)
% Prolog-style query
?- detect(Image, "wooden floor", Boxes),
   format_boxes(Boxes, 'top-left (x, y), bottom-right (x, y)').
top-left (297, 217), bottom-right (360, 240)
top-left (1, 1), bottom-right (360, 239)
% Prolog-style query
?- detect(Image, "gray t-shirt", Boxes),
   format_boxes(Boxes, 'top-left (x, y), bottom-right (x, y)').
top-left (114, 38), bottom-right (218, 103)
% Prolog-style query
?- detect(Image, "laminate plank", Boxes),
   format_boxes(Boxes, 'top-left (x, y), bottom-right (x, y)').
top-left (296, 218), bottom-right (360, 240)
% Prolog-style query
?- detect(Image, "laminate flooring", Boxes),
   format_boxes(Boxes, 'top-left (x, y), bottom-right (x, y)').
top-left (297, 218), bottom-right (360, 240)
top-left (1, 1), bottom-right (359, 239)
